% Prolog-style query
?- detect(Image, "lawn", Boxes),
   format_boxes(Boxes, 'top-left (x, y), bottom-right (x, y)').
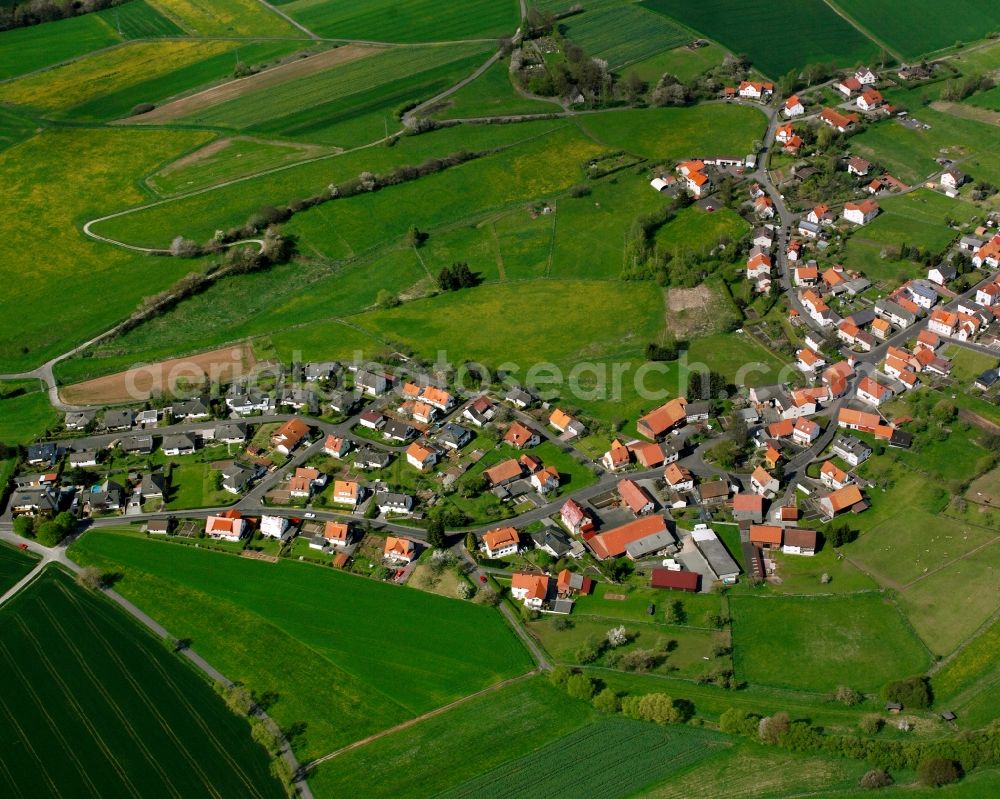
top-left (69, 529), bottom-right (534, 759)
top-left (436, 718), bottom-right (730, 799)
top-left (852, 99), bottom-right (1000, 186)
top-left (0, 380), bottom-right (59, 444)
top-left (530, 441), bottom-right (598, 496)
top-left (945, 345), bottom-right (998, 384)
top-left (351, 279), bottom-right (665, 374)
top-left (627, 42), bottom-right (727, 84)
top-left (654, 205), bottom-right (750, 258)
top-left (0, 542), bottom-right (38, 595)
top-left (0, 127), bottom-right (213, 373)
top-left (729, 593), bottom-right (931, 694)
top-left (528, 615), bottom-right (726, 681)
top-left (576, 104), bottom-right (765, 160)
top-left (560, 3), bottom-right (689, 69)
top-left (641, 741), bottom-right (870, 799)
top-left (307, 677), bottom-right (597, 799)
top-left (148, 0), bottom-right (305, 37)
top-left (843, 189), bottom-right (979, 272)
top-left (0, 12), bottom-right (121, 80)
top-left (164, 459), bottom-right (235, 509)
top-left (932, 614), bottom-right (1000, 727)
top-left (0, 567), bottom-right (282, 798)
top-left (767, 546), bottom-right (879, 595)
top-left (641, 0), bottom-right (881, 78)
top-left (573, 581), bottom-right (723, 626)
top-left (280, 0), bottom-right (519, 42)
top-left (898, 539), bottom-right (1000, 657)
top-left (830, 0), bottom-right (1000, 59)
top-left (432, 56), bottom-right (557, 119)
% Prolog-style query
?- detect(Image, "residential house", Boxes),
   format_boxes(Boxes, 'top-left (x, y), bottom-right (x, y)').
top-left (847, 156), bottom-right (871, 176)
top-left (972, 235), bottom-right (1000, 269)
top-left (602, 439), bottom-right (632, 471)
top-left (796, 348), bottom-right (825, 373)
top-left (289, 466), bottom-right (325, 498)
top-left (64, 410), bottom-right (96, 430)
top-left (857, 88), bottom-right (883, 111)
top-left (376, 492), bottom-right (413, 515)
top-left (794, 264), bottom-right (819, 286)
top-left (103, 409), bottom-right (136, 431)
top-left (871, 318), bottom-right (892, 339)
top-left (677, 159), bottom-right (710, 197)
top-left (733, 494), bottom-right (764, 524)
top-left (753, 227), bottom-right (774, 248)
top-left (834, 76), bottom-right (861, 97)
top-left (226, 391), bottom-right (272, 415)
top-left (975, 281), bottom-right (1000, 308)
top-left (482, 527), bottom-right (519, 558)
top-left (437, 422), bottom-right (472, 450)
top-left (332, 480), bottom-right (360, 508)
top-left (533, 527), bottom-right (578, 560)
top-left (557, 569), bottom-right (593, 597)
top-left (746, 251), bottom-right (772, 279)
top-left (354, 370), bottom-right (390, 397)
top-left (221, 464), bottom-right (255, 494)
top-left (941, 168), bottom-right (967, 192)
top-left (303, 361), bottom-right (339, 382)
top-left (754, 196), bottom-right (775, 218)
top-left (462, 396), bottom-right (495, 427)
top-left (750, 466), bottom-right (779, 497)
top-left (405, 441), bottom-right (437, 472)
top-left (171, 397), bottom-right (211, 420)
top-left (820, 108), bottom-right (859, 132)
top-left (260, 515), bottom-right (289, 539)
top-left (875, 298), bottom-right (916, 329)
top-left (354, 445), bottom-right (391, 470)
top-left (484, 458), bottom-right (523, 487)
top-left (69, 450), bottom-right (98, 468)
top-left (531, 466), bottom-right (560, 494)
top-left (619, 478), bottom-right (655, 515)
top-left (637, 397), bottom-right (687, 440)
top-left (161, 433), bottom-right (196, 456)
top-left (782, 528), bottom-right (818, 556)
top-left (272, 418), bottom-right (310, 455)
top-left (738, 80), bottom-right (774, 100)
top-left (929, 308), bottom-right (958, 337)
top-left (855, 66), bottom-right (878, 85)
top-left (384, 536), bottom-right (416, 564)
top-left (843, 200), bottom-right (879, 225)
top-left (837, 408), bottom-right (881, 433)
top-left (510, 572), bottom-right (549, 609)
top-left (588, 515), bottom-right (669, 560)
top-left (664, 463), bottom-right (694, 492)
top-left (783, 95), bottom-right (804, 117)
top-left (382, 420), bottom-right (415, 443)
top-left (819, 484), bottom-right (865, 517)
top-left (750, 524), bottom-right (783, 550)
top-left (549, 408), bottom-right (585, 438)
top-left (318, 521), bottom-right (350, 549)
top-left (632, 441), bottom-right (666, 468)
top-left (504, 387), bottom-right (535, 409)
top-left (323, 435), bottom-right (351, 459)
top-left (214, 421), bottom-right (247, 444)
top-left (820, 460), bottom-right (851, 490)
top-left (832, 434), bottom-right (872, 466)
top-left (792, 417), bottom-right (820, 446)
top-left (205, 514), bottom-right (245, 542)
top-left (560, 498), bottom-right (594, 534)
top-left (504, 421), bottom-right (540, 449)
top-left (698, 479), bottom-right (729, 505)
top-left (857, 376), bottom-right (894, 407)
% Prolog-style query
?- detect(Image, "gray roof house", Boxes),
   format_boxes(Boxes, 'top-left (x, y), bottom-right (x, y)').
top-left (354, 446), bottom-right (392, 470)
top-left (832, 434), bottom-right (872, 466)
top-left (139, 471), bottom-right (167, 498)
top-left (26, 442), bottom-right (59, 465)
top-left (382, 420), bottom-right (415, 442)
top-left (213, 421), bottom-right (248, 443)
top-left (119, 434), bottom-right (155, 455)
top-left (161, 433), bottom-right (197, 456)
top-left (64, 409), bottom-right (96, 430)
top-left (103, 409), bottom-right (136, 431)
top-left (375, 492), bottom-right (413, 514)
top-left (171, 397), bottom-right (212, 419)
top-left (437, 423), bottom-right (472, 450)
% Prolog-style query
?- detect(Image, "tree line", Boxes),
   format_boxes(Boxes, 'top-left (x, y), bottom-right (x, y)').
top-left (1, 0), bottom-right (130, 32)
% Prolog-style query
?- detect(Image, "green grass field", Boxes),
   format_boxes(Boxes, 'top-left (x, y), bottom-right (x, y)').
top-left (561, 3), bottom-right (690, 69)
top-left (655, 205), bottom-right (750, 257)
top-left (576, 104), bottom-right (765, 160)
top-left (148, 0), bottom-right (305, 37)
top-left (627, 42), bottom-right (727, 84)
top-left (932, 615), bottom-right (1000, 726)
top-left (0, 12), bottom-right (121, 80)
top-left (171, 43), bottom-right (492, 147)
top-left (437, 718), bottom-right (729, 799)
top-left (0, 543), bottom-right (38, 595)
top-left (730, 594), bottom-right (930, 694)
top-left (307, 677), bottom-right (597, 799)
top-left (842, 189), bottom-right (979, 276)
top-left (279, 0), bottom-right (518, 42)
top-left (69, 529), bottom-right (534, 760)
top-left (0, 380), bottom-right (59, 444)
top-left (831, 0), bottom-right (1000, 59)
top-left (0, 567), bottom-right (282, 798)
top-left (97, 0), bottom-right (186, 38)
top-left (0, 39), bottom-right (239, 114)
top-left (146, 136), bottom-right (335, 196)
top-left (852, 93), bottom-right (1000, 186)
top-left (0, 127), bottom-right (213, 373)
top-left (641, 0), bottom-right (881, 78)
top-left (432, 56), bottom-right (558, 119)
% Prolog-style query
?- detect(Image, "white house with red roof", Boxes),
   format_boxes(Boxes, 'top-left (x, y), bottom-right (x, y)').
top-left (857, 89), bottom-right (883, 111)
top-left (857, 376), bottom-right (894, 407)
top-left (843, 200), bottom-right (879, 225)
top-left (738, 80), bottom-right (774, 100)
top-left (792, 417), bottom-right (820, 446)
top-left (783, 95), bottom-right (804, 117)
top-left (834, 76), bottom-right (861, 97)
top-left (510, 572), bottom-right (549, 609)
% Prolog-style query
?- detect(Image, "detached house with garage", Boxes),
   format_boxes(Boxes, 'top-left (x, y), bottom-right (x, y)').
top-left (482, 527), bottom-right (519, 558)
top-left (405, 441), bottom-right (437, 472)
top-left (843, 200), bottom-right (879, 225)
top-left (510, 572), bottom-right (549, 610)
